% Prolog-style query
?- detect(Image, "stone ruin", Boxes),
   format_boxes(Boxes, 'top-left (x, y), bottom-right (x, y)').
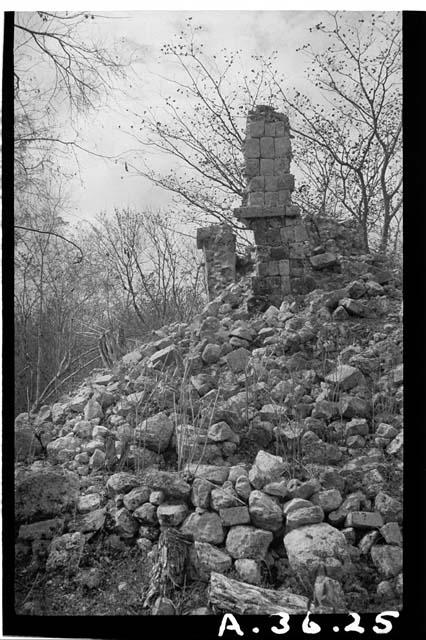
top-left (196, 106), bottom-right (375, 308)
top-left (196, 225), bottom-right (236, 301)
top-left (234, 105), bottom-right (313, 305)
top-left (197, 106), bottom-right (314, 307)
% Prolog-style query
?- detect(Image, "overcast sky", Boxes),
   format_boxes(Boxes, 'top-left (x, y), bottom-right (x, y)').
top-left (16, 10), bottom-right (400, 230)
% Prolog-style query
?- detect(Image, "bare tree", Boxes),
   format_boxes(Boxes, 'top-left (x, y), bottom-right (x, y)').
top-left (90, 208), bottom-right (206, 331)
top-left (265, 11), bottom-right (402, 252)
top-left (128, 13), bottom-right (401, 253)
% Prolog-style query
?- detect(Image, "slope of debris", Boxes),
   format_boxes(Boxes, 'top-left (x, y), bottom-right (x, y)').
top-left (14, 250), bottom-right (403, 616)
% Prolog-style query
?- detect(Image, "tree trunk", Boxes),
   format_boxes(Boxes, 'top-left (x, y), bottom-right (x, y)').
top-left (143, 528), bottom-right (192, 610)
top-left (208, 572), bottom-right (310, 615)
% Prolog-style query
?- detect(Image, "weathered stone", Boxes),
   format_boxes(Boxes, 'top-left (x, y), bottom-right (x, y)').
top-left (106, 472), bottom-right (139, 497)
top-left (235, 559), bottom-right (262, 585)
top-left (235, 475), bottom-right (252, 501)
top-left (226, 347), bottom-right (251, 373)
top-left (311, 490), bottom-right (343, 513)
top-left (122, 486), bottom-right (150, 511)
top-left (157, 503), bottom-right (188, 527)
top-left (286, 506), bottom-right (324, 531)
top-left (134, 411), bottom-right (174, 452)
top-left (18, 518), bottom-right (64, 542)
top-left (380, 522), bottom-right (402, 546)
top-left (46, 532), bottom-right (85, 574)
top-left (345, 511), bottom-right (384, 529)
top-left (181, 512), bottom-right (225, 545)
top-left (325, 365), bottom-right (365, 390)
top-left (263, 480), bottom-right (288, 499)
top-left (148, 344), bottom-right (181, 370)
top-left (78, 494), bottom-right (101, 514)
top-left (185, 464), bottom-right (229, 485)
top-left (133, 503), bottom-right (157, 526)
top-left (371, 545), bottom-right (403, 578)
top-left (284, 523), bottom-right (352, 579)
top-left (46, 434), bottom-right (81, 462)
top-left (114, 507), bottom-right (139, 538)
top-left (89, 449), bottom-right (105, 470)
top-left (226, 526), bottom-right (273, 560)
top-left (358, 530), bottom-right (379, 555)
top-left (68, 508), bottom-right (106, 534)
top-left (314, 575), bottom-right (347, 611)
top-left (340, 298), bottom-right (368, 317)
top-left (207, 422), bottom-right (236, 442)
top-left (283, 498), bottom-right (313, 516)
top-left (374, 492), bottom-right (402, 523)
top-left (310, 253), bottom-right (338, 270)
top-left (84, 398), bottom-right (103, 421)
top-left (15, 467), bottom-right (80, 523)
top-left (219, 506), bottom-right (250, 527)
top-left (201, 343), bottom-right (221, 364)
top-left (189, 541), bottom-right (232, 581)
top-left (249, 490), bottom-right (283, 531)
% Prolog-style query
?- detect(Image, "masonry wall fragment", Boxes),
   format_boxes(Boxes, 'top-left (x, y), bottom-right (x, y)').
top-left (196, 225), bottom-right (237, 301)
top-left (234, 105), bottom-right (313, 306)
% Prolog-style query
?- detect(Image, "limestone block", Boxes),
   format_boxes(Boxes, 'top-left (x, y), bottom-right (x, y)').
top-left (264, 175), bottom-right (278, 191)
top-left (278, 190), bottom-right (291, 204)
top-left (260, 159), bottom-right (274, 175)
top-left (290, 259), bottom-right (304, 276)
top-left (275, 136), bottom-right (292, 157)
top-left (245, 138), bottom-right (260, 158)
top-left (274, 157), bottom-right (290, 174)
top-left (244, 159), bottom-right (260, 177)
top-left (277, 174), bottom-right (295, 190)
top-left (265, 192), bottom-right (279, 206)
top-left (264, 122), bottom-right (276, 136)
top-left (294, 225), bottom-right (308, 242)
top-left (278, 260), bottom-right (290, 276)
top-left (286, 205), bottom-right (300, 217)
top-left (249, 192), bottom-right (264, 206)
top-left (260, 137), bottom-right (274, 158)
top-left (288, 243), bottom-right (306, 259)
top-left (282, 227), bottom-right (295, 242)
top-left (268, 261), bottom-right (280, 276)
top-left (275, 121), bottom-right (288, 136)
top-left (249, 175), bottom-right (264, 191)
top-left (248, 120), bottom-right (265, 137)
top-left (235, 206), bottom-right (287, 219)
top-left (270, 246), bottom-right (290, 260)
top-left (256, 263), bottom-right (269, 277)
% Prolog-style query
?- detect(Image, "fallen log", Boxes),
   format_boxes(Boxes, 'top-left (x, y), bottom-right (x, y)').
top-left (143, 527), bottom-right (192, 610)
top-left (208, 571), bottom-right (310, 615)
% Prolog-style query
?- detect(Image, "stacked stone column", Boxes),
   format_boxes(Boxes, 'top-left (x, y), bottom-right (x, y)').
top-left (196, 224), bottom-right (236, 301)
top-left (234, 105), bottom-right (311, 306)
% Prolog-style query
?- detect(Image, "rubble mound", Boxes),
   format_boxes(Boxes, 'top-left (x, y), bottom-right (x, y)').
top-left (14, 249), bottom-right (403, 616)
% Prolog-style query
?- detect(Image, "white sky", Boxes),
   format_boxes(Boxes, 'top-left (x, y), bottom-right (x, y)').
top-left (12, 7), bottom-right (403, 229)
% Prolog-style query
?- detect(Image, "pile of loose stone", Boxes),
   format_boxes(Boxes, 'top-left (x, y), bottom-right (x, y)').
top-left (14, 256), bottom-right (403, 614)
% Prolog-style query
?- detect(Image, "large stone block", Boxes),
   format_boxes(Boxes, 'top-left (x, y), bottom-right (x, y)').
top-left (260, 137), bottom-right (274, 158)
top-left (243, 159), bottom-right (260, 177)
top-left (15, 467), bottom-right (80, 523)
top-left (275, 136), bottom-right (292, 156)
top-left (274, 157), bottom-right (291, 174)
top-left (249, 192), bottom-right (264, 206)
top-left (264, 175), bottom-right (278, 191)
top-left (265, 192), bottom-right (279, 206)
top-left (249, 175), bottom-right (264, 191)
top-left (260, 159), bottom-right (274, 175)
top-left (245, 138), bottom-right (260, 158)
top-left (248, 120), bottom-right (265, 137)
top-left (277, 174), bottom-right (295, 190)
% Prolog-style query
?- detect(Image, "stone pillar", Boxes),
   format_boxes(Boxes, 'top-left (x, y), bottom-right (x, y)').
top-left (196, 224), bottom-right (236, 301)
top-left (234, 105), bottom-right (312, 306)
